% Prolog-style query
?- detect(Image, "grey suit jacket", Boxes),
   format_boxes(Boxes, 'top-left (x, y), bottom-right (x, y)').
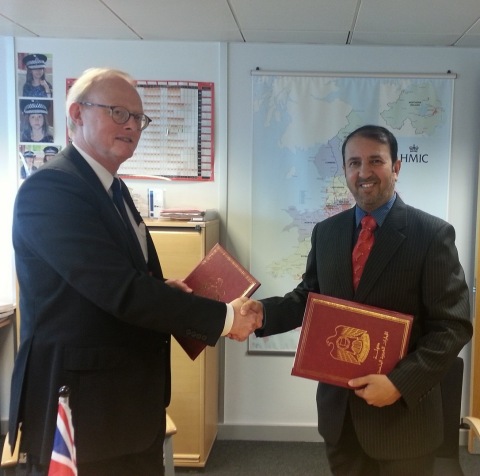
top-left (9, 144), bottom-right (227, 464)
top-left (257, 196), bottom-right (472, 459)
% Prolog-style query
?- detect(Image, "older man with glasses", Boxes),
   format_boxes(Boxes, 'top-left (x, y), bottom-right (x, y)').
top-left (8, 68), bottom-right (262, 476)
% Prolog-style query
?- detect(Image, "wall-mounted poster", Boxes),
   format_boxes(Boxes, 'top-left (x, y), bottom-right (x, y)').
top-left (19, 99), bottom-right (54, 143)
top-left (18, 53), bottom-right (53, 99)
top-left (248, 71), bottom-right (454, 354)
top-left (18, 144), bottom-right (62, 181)
top-left (17, 53), bottom-right (56, 180)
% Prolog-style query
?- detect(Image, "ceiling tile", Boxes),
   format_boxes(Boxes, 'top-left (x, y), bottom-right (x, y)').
top-left (0, 14), bottom-right (35, 37)
top-left (355, 0), bottom-right (480, 34)
top-left (456, 17), bottom-right (480, 46)
top-left (242, 29), bottom-right (349, 45)
top-left (351, 32), bottom-right (464, 47)
top-left (230, 0), bottom-right (358, 30)
top-left (0, 0), bottom-right (139, 39)
top-left (0, 0), bottom-right (479, 47)
top-left (103, 0), bottom-right (241, 40)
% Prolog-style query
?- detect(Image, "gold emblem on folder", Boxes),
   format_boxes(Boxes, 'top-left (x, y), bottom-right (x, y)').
top-left (326, 325), bottom-right (370, 365)
top-left (198, 277), bottom-right (226, 301)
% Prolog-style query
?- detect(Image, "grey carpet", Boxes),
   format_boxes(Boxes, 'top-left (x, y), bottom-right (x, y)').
top-left (176, 440), bottom-right (480, 476)
top-left (2, 437), bottom-right (480, 475)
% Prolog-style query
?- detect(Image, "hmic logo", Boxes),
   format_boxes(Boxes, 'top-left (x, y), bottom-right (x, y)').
top-left (401, 144), bottom-right (428, 163)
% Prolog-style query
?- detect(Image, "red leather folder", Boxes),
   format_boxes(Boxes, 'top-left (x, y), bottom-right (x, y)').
top-left (291, 293), bottom-right (413, 388)
top-left (174, 243), bottom-right (261, 360)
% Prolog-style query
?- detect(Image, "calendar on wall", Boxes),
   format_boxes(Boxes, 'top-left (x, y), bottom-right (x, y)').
top-left (66, 79), bottom-right (215, 181)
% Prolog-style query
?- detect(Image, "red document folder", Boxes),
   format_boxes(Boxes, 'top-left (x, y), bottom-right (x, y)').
top-left (174, 243), bottom-right (261, 360)
top-left (291, 293), bottom-right (413, 388)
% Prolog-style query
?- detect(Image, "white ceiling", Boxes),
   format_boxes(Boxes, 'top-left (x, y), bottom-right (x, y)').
top-left (1, 0), bottom-right (480, 47)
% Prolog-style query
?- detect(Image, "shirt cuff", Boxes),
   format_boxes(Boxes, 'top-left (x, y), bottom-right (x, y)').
top-left (221, 303), bottom-right (234, 336)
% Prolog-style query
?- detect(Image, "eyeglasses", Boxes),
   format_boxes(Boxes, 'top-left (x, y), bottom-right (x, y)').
top-left (79, 102), bottom-right (152, 131)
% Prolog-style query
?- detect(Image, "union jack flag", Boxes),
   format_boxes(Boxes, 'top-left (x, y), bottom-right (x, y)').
top-left (48, 386), bottom-right (77, 476)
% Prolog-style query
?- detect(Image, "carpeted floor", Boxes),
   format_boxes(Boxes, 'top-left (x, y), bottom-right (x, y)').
top-left (2, 437), bottom-right (480, 475)
top-left (175, 440), bottom-right (480, 476)
top-left (176, 440), bottom-right (325, 475)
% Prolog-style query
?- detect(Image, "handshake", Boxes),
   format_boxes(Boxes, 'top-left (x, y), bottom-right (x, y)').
top-left (227, 297), bottom-right (264, 342)
top-left (165, 279), bottom-right (263, 342)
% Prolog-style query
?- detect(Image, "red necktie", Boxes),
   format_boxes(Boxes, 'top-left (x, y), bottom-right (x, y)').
top-left (352, 215), bottom-right (377, 290)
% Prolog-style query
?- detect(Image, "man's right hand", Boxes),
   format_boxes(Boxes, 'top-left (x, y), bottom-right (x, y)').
top-left (228, 297), bottom-right (263, 341)
top-left (240, 299), bottom-right (264, 318)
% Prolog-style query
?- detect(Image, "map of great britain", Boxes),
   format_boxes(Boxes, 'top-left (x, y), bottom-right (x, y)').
top-left (249, 74), bottom-right (453, 352)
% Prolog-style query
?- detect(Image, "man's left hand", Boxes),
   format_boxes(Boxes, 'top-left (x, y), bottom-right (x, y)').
top-left (165, 279), bottom-right (192, 293)
top-left (348, 374), bottom-right (401, 407)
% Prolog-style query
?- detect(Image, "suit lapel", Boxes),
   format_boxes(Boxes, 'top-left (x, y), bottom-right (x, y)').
top-left (61, 145), bottom-right (148, 272)
top-left (318, 208), bottom-right (355, 299)
top-left (121, 183), bottom-right (163, 278)
top-left (146, 232), bottom-right (163, 279)
top-left (335, 210), bottom-right (357, 298)
top-left (120, 179), bottom-right (143, 226)
top-left (354, 196), bottom-right (407, 299)
top-left (116, 179), bottom-right (149, 267)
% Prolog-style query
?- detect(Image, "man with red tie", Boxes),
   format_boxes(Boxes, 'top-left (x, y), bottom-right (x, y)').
top-left (242, 125), bottom-right (472, 475)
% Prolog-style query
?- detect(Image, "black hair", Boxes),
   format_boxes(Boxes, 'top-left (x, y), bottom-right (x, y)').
top-left (341, 125), bottom-right (398, 165)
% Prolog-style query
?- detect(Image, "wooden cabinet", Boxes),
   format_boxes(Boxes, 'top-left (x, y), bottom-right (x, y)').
top-left (146, 219), bottom-right (220, 467)
top-left (470, 180), bottom-right (480, 453)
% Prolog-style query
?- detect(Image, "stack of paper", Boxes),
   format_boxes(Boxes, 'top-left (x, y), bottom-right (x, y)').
top-left (158, 209), bottom-right (217, 221)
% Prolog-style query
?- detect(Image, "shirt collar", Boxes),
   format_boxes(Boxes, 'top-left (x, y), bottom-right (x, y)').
top-left (355, 193), bottom-right (397, 228)
top-left (72, 142), bottom-right (115, 192)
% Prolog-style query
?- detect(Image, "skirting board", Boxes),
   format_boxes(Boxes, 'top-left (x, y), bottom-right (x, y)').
top-left (218, 423), bottom-right (470, 447)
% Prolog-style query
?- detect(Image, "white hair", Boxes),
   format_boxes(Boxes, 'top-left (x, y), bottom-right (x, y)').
top-left (66, 68), bottom-right (136, 134)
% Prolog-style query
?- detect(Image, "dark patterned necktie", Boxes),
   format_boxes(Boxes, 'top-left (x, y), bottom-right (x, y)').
top-left (111, 178), bottom-right (144, 259)
top-left (352, 215), bottom-right (377, 290)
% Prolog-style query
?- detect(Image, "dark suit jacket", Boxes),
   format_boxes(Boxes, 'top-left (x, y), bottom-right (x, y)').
top-left (9, 144), bottom-right (227, 464)
top-left (257, 196), bottom-right (472, 460)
